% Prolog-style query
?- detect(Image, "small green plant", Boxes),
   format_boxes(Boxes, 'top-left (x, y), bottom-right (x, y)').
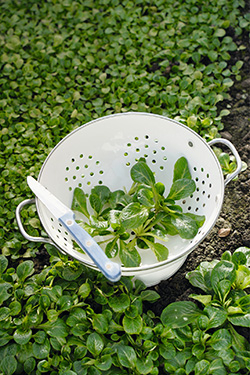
top-left (71, 157), bottom-right (205, 267)
top-left (160, 247), bottom-right (250, 374)
top-left (213, 147), bottom-right (248, 178)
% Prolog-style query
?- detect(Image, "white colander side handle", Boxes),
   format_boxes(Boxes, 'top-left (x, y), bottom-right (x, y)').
top-left (208, 138), bottom-right (242, 186)
top-left (16, 198), bottom-right (58, 248)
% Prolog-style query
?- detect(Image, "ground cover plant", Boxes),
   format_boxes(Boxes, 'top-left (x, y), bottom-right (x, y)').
top-left (72, 157), bottom-right (205, 266)
top-left (1, 0), bottom-right (250, 374)
top-left (1, 247), bottom-right (250, 375)
top-left (1, 0), bottom-right (250, 258)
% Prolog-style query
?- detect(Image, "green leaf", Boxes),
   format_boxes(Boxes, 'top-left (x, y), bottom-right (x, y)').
top-left (130, 161), bottom-right (155, 186)
top-left (136, 356), bottom-right (154, 374)
top-left (173, 157), bottom-right (192, 181)
top-left (140, 290), bottom-right (160, 302)
top-left (203, 305), bottom-right (227, 329)
top-left (120, 203), bottom-right (149, 230)
top-left (144, 240), bottom-right (169, 262)
top-left (185, 213), bottom-right (205, 228)
top-left (90, 185), bottom-right (110, 214)
top-left (16, 260), bottom-right (34, 282)
top-left (109, 293), bottom-right (130, 312)
top-left (171, 213), bottom-right (198, 239)
top-left (72, 188), bottom-right (89, 218)
top-left (136, 188), bottom-right (154, 207)
top-left (109, 190), bottom-right (126, 208)
top-left (0, 355), bottom-right (17, 375)
top-left (13, 328), bottom-right (32, 345)
top-left (119, 240), bottom-right (141, 267)
top-left (123, 315), bottom-right (143, 334)
top-left (0, 255), bottom-right (8, 276)
top-left (95, 354), bottom-right (112, 371)
top-left (57, 295), bottom-right (73, 311)
top-left (211, 260), bottom-right (236, 294)
top-left (194, 359), bottom-right (209, 374)
top-left (161, 301), bottom-right (201, 328)
top-left (41, 318), bottom-right (69, 338)
top-left (235, 265), bottom-right (250, 289)
top-left (167, 179), bottom-right (196, 200)
top-left (209, 329), bottom-right (232, 350)
top-left (117, 345), bottom-right (137, 368)
top-left (228, 313), bottom-right (250, 327)
top-left (66, 308), bottom-right (87, 327)
top-left (105, 238), bottom-right (118, 258)
top-left (0, 282), bottom-right (12, 304)
top-left (92, 314), bottom-right (109, 334)
top-left (32, 338), bottom-right (51, 359)
top-left (86, 332), bottom-right (104, 357)
top-left (78, 282), bottom-right (91, 299)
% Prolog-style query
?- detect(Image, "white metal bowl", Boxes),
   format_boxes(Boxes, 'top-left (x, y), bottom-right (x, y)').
top-left (16, 113), bottom-right (242, 286)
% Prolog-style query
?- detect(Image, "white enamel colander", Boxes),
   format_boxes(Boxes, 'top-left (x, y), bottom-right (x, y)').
top-left (16, 112), bottom-right (242, 286)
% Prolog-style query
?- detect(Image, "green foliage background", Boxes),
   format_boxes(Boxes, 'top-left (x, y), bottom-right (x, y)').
top-left (0, 0), bottom-right (250, 258)
top-left (1, 1), bottom-right (250, 374)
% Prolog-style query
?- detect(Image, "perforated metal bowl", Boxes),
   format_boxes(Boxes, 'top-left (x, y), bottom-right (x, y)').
top-left (16, 113), bottom-right (242, 286)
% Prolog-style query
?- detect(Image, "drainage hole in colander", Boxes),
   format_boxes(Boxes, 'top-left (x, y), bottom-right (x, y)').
top-left (84, 164), bottom-right (88, 168)
top-left (66, 167), bottom-right (69, 171)
top-left (124, 152), bottom-right (128, 156)
top-left (65, 178), bottom-right (68, 182)
top-left (90, 172), bottom-right (94, 177)
top-left (73, 176), bottom-right (76, 180)
top-left (209, 183), bottom-right (212, 188)
top-left (78, 183), bottom-right (82, 187)
top-left (136, 148), bottom-right (140, 152)
top-left (127, 143), bottom-right (131, 147)
top-left (80, 154), bottom-right (83, 158)
top-left (135, 137), bottom-right (139, 141)
top-left (145, 135), bottom-right (149, 139)
top-left (76, 166), bottom-right (80, 170)
top-left (71, 158), bottom-right (75, 163)
top-left (193, 167), bottom-right (197, 171)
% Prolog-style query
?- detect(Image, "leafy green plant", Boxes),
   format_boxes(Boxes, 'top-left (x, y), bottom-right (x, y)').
top-left (71, 157), bottom-right (205, 267)
top-left (0, 249), bottom-right (161, 375)
top-left (0, 0), bottom-right (250, 258)
top-left (1, 246), bottom-right (250, 374)
top-left (213, 147), bottom-right (248, 178)
top-left (160, 247), bottom-right (250, 374)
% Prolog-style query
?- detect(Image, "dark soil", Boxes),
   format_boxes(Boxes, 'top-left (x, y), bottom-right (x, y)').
top-left (153, 25), bottom-right (250, 342)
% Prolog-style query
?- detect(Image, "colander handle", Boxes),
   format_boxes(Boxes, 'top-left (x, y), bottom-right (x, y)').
top-left (208, 138), bottom-right (242, 186)
top-left (15, 198), bottom-right (58, 247)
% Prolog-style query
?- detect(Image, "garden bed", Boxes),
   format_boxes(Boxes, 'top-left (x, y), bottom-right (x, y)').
top-left (153, 27), bottom-right (250, 337)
